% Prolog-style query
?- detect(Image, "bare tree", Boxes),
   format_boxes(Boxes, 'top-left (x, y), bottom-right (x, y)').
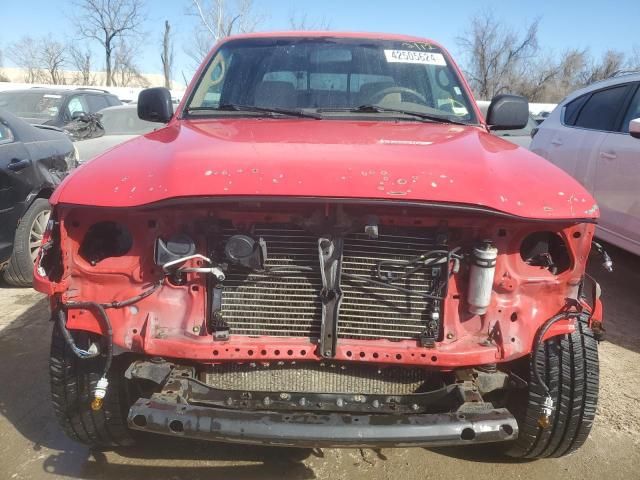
top-left (112, 40), bottom-right (149, 87)
top-left (457, 11), bottom-right (540, 99)
top-left (0, 44), bottom-right (7, 82)
top-left (74, 0), bottom-right (146, 87)
top-left (510, 55), bottom-right (562, 102)
top-left (40, 40), bottom-right (67, 84)
top-left (580, 50), bottom-right (626, 84)
top-left (186, 0), bottom-right (263, 67)
top-left (288, 10), bottom-right (331, 30)
top-left (68, 45), bottom-right (95, 85)
top-left (8, 36), bottom-right (44, 83)
top-left (160, 20), bottom-right (174, 89)
top-left (628, 45), bottom-right (640, 71)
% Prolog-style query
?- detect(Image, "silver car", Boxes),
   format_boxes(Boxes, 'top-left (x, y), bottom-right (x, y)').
top-left (530, 73), bottom-right (640, 255)
top-left (75, 104), bottom-right (157, 163)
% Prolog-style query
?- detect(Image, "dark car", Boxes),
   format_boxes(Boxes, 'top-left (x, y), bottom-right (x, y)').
top-left (0, 88), bottom-right (121, 128)
top-left (0, 109), bottom-right (77, 286)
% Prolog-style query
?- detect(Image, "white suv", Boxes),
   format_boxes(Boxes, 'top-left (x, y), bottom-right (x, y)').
top-left (531, 73), bottom-right (640, 255)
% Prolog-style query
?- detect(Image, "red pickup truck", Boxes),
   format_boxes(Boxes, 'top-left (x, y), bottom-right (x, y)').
top-left (35, 32), bottom-right (603, 458)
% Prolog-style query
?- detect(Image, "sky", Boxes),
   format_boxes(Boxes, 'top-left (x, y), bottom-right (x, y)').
top-left (2, 0), bottom-right (639, 86)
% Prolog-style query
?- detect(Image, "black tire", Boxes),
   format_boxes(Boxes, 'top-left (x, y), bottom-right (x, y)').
top-left (3, 198), bottom-right (50, 287)
top-left (507, 317), bottom-right (599, 458)
top-left (50, 321), bottom-right (135, 448)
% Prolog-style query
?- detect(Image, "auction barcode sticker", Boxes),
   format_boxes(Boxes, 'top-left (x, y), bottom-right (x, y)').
top-left (384, 50), bottom-right (447, 66)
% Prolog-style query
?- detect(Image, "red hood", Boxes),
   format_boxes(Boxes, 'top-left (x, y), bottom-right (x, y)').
top-left (52, 118), bottom-right (598, 220)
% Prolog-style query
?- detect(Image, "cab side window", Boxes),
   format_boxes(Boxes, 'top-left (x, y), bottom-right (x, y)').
top-left (572, 85), bottom-right (629, 132)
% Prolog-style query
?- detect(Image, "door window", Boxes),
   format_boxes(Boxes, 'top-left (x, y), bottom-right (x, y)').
top-left (66, 95), bottom-right (89, 118)
top-left (622, 85), bottom-right (640, 133)
top-left (563, 94), bottom-right (589, 126)
top-left (0, 121), bottom-right (14, 144)
top-left (573, 85), bottom-right (629, 131)
top-left (86, 95), bottom-right (109, 112)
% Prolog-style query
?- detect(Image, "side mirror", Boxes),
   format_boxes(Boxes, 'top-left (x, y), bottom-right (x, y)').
top-left (71, 111), bottom-right (87, 121)
top-left (629, 118), bottom-right (640, 139)
top-left (486, 94), bottom-right (529, 130)
top-left (138, 87), bottom-right (173, 123)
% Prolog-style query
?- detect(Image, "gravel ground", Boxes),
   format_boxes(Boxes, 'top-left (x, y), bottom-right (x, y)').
top-left (0, 244), bottom-right (638, 479)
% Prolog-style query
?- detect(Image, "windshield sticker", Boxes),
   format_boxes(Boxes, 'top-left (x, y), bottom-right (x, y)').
top-left (384, 50), bottom-right (446, 66)
top-left (43, 94), bottom-right (62, 99)
top-left (401, 42), bottom-right (438, 51)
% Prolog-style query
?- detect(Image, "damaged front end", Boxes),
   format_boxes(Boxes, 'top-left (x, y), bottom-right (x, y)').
top-left (35, 198), bottom-right (602, 447)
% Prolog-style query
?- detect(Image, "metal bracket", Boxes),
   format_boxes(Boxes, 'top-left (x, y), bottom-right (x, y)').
top-left (210, 285), bottom-right (229, 340)
top-left (318, 236), bottom-right (344, 358)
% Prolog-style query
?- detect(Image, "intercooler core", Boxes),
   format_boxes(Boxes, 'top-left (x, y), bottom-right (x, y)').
top-left (213, 222), bottom-right (445, 343)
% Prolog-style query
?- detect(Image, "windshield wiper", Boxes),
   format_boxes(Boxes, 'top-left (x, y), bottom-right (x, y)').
top-left (186, 103), bottom-right (322, 119)
top-left (319, 104), bottom-right (469, 125)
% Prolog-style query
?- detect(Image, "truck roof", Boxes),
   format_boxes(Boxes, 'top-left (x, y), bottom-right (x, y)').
top-left (219, 31), bottom-right (442, 47)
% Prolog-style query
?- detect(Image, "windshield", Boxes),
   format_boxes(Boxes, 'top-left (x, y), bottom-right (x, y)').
top-left (0, 91), bottom-right (64, 120)
top-left (99, 108), bottom-right (157, 135)
top-left (185, 37), bottom-right (477, 124)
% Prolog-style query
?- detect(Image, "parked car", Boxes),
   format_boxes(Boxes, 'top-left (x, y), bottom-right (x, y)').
top-left (0, 87), bottom-right (121, 128)
top-left (534, 111), bottom-right (550, 125)
top-left (477, 100), bottom-right (537, 148)
top-left (531, 73), bottom-right (640, 255)
top-left (75, 105), bottom-right (158, 163)
top-left (0, 109), bottom-right (76, 286)
top-left (35, 32), bottom-right (603, 459)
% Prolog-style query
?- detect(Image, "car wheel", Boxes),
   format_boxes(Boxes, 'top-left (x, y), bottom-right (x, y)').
top-left (50, 321), bottom-right (135, 448)
top-left (3, 198), bottom-right (51, 287)
top-left (506, 316), bottom-right (599, 458)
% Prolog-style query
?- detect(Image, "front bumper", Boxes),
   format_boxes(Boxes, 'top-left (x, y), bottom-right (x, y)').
top-left (128, 397), bottom-right (518, 448)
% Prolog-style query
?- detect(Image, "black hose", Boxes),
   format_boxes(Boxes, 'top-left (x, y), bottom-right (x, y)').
top-left (532, 311), bottom-right (583, 395)
top-left (342, 272), bottom-right (443, 300)
top-left (376, 249), bottom-right (460, 283)
top-left (56, 310), bottom-right (101, 359)
top-left (58, 281), bottom-right (163, 376)
top-left (60, 301), bottom-right (114, 377)
top-left (101, 281), bottom-right (163, 308)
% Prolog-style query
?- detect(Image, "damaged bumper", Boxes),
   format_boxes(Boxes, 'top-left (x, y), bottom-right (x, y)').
top-left (126, 364), bottom-right (519, 448)
top-left (127, 397), bottom-right (518, 448)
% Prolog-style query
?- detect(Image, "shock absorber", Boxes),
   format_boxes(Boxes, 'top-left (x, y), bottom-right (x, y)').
top-left (467, 240), bottom-right (498, 315)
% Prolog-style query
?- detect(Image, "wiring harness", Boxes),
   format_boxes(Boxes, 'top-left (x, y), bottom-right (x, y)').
top-left (57, 281), bottom-right (163, 410)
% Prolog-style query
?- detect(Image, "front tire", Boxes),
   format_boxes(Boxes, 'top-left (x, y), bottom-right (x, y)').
top-left (3, 198), bottom-right (50, 286)
top-left (507, 317), bottom-right (599, 458)
top-left (50, 321), bottom-right (135, 448)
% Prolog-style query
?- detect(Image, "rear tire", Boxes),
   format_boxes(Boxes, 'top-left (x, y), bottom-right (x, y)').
top-left (3, 198), bottom-right (50, 287)
top-left (507, 316), bottom-right (599, 458)
top-left (50, 321), bottom-right (135, 448)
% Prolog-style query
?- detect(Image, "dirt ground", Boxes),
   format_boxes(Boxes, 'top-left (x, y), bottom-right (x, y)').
top-left (0, 244), bottom-right (639, 480)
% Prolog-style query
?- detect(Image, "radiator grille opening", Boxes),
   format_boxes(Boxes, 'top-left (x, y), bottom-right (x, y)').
top-left (201, 362), bottom-right (431, 394)
top-left (216, 223), bottom-right (443, 341)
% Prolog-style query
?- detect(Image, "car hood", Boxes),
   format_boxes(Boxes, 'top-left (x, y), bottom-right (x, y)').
top-left (19, 116), bottom-right (51, 125)
top-left (52, 118), bottom-right (598, 220)
top-left (76, 134), bottom-right (140, 163)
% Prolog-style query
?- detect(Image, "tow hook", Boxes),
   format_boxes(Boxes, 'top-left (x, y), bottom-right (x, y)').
top-left (591, 241), bottom-right (613, 272)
